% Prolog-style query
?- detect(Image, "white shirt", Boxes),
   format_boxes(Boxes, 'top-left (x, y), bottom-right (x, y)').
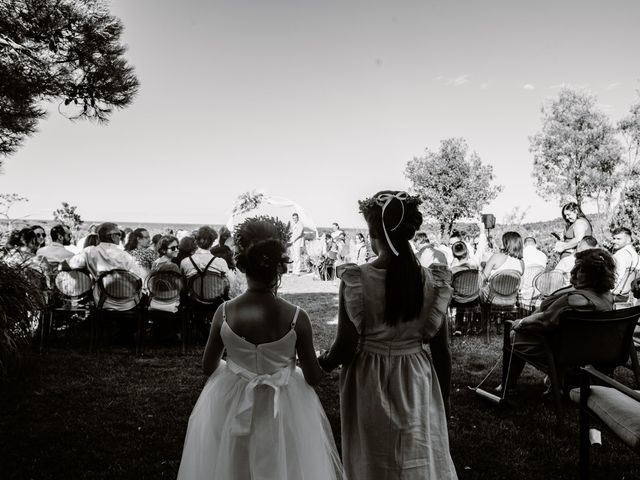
top-left (37, 242), bottom-right (74, 263)
top-left (523, 245), bottom-right (548, 268)
top-left (613, 244), bottom-right (640, 295)
top-left (67, 243), bottom-right (147, 311)
top-left (291, 221), bottom-right (304, 247)
top-left (180, 248), bottom-right (230, 279)
top-left (555, 254), bottom-right (575, 282)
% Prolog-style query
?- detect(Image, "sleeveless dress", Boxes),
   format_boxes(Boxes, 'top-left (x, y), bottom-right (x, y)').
top-left (339, 264), bottom-right (458, 479)
top-left (177, 303), bottom-right (344, 480)
top-left (562, 217), bottom-right (592, 257)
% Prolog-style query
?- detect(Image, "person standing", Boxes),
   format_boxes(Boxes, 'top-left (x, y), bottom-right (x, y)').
top-left (290, 212), bottom-right (304, 275)
top-left (318, 190), bottom-right (458, 479)
top-left (554, 202), bottom-right (593, 258)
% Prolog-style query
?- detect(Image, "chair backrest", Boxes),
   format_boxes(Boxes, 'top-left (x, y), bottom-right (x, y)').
top-left (488, 269), bottom-right (522, 298)
top-left (147, 270), bottom-right (184, 303)
top-left (452, 269), bottom-right (481, 303)
top-left (551, 306), bottom-right (640, 369)
top-left (188, 270), bottom-right (230, 304)
top-left (533, 270), bottom-right (566, 297)
top-left (521, 265), bottom-right (545, 289)
top-left (55, 270), bottom-right (93, 299)
top-left (96, 269), bottom-right (142, 306)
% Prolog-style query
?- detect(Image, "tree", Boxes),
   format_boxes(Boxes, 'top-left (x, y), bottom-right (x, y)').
top-left (529, 88), bottom-right (622, 209)
top-left (0, 0), bottom-right (139, 162)
top-left (53, 201), bottom-right (83, 231)
top-left (610, 182), bottom-right (640, 250)
top-left (405, 138), bottom-right (502, 239)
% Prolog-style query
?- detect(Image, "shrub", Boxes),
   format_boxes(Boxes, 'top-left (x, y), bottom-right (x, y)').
top-left (0, 261), bottom-right (44, 376)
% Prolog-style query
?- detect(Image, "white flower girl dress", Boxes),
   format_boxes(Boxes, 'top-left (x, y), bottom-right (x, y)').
top-left (177, 303), bottom-right (344, 479)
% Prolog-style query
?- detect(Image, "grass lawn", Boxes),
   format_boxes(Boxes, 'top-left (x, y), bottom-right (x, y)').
top-left (1, 275), bottom-right (639, 479)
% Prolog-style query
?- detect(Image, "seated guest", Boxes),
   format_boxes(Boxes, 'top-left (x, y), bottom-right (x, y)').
top-left (83, 234), bottom-right (100, 249)
top-left (522, 236), bottom-right (547, 268)
top-left (75, 224), bottom-right (97, 253)
top-left (610, 227), bottom-right (639, 301)
top-left (501, 248), bottom-right (615, 391)
top-left (483, 231), bottom-right (524, 280)
top-left (37, 224), bottom-right (74, 264)
top-left (30, 224), bottom-right (47, 250)
top-left (414, 231), bottom-right (447, 267)
top-left (4, 228), bottom-right (52, 285)
top-left (210, 226), bottom-right (235, 269)
top-left (180, 226), bottom-right (229, 279)
top-left (174, 236), bottom-right (197, 267)
top-left (62, 222), bottom-right (146, 311)
top-left (151, 233), bottom-right (163, 253)
top-left (124, 228), bottom-right (156, 274)
top-left (450, 241), bottom-right (478, 274)
top-left (153, 236), bottom-right (179, 269)
top-left (555, 236), bottom-right (597, 284)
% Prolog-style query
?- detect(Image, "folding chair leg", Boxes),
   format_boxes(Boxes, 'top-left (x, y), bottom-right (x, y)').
top-left (579, 381), bottom-right (591, 480)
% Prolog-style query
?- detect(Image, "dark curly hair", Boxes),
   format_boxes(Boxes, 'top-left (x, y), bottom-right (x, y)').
top-left (359, 191), bottom-right (424, 326)
top-left (233, 216), bottom-right (290, 287)
top-left (572, 248), bottom-right (616, 293)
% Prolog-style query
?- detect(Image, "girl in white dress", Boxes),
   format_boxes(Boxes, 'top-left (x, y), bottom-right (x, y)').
top-left (177, 216), bottom-right (344, 480)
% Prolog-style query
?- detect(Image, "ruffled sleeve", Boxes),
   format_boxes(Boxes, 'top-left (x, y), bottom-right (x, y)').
top-left (420, 264), bottom-right (454, 340)
top-left (339, 263), bottom-right (365, 333)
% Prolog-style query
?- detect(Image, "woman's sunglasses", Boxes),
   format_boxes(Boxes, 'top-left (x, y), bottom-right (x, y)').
top-left (168, 246), bottom-right (179, 251)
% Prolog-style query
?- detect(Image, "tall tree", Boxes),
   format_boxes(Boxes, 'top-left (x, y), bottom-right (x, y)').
top-left (529, 88), bottom-right (622, 208)
top-left (0, 0), bottom-right (139, 163)
top-left (405, 137), bottom-right (502, 239)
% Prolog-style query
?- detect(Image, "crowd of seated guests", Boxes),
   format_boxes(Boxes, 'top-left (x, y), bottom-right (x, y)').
top-left (0, 222), bottom-right (247, 320)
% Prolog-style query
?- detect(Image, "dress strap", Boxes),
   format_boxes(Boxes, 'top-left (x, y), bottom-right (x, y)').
top-left (291, 306), bottom-right (300, 329)
top-left (222, 301), bottom-right (227, 322)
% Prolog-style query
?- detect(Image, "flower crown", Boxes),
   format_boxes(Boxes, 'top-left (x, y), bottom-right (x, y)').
top-left (358, 191), bottom-right (422, 215)
top-left (233, 215), bottom-right (291, 253)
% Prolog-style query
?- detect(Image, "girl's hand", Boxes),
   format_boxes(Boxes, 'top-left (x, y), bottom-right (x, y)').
top-left (553, 241), bottom-right (566, 253)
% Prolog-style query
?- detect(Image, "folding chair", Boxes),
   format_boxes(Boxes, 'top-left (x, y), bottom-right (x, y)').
top-left (518, 265), bottom-right (545, 314)
top-left (42, 269), bottom-right (94, 351)
top-left (146, 269), bottom-right (184, 351)
top-left (182, 268), bottom-right (230, 351)
top-left (571, 366), bottom-right (640, 480)
top-left (449, 269), bottom-right (481, 335)
top-left (94, 269), bottom-right (144, 354)
top-left (480, 269), bottom-right (522, 343)
top-left (502, 305), bottom-right (640, 425)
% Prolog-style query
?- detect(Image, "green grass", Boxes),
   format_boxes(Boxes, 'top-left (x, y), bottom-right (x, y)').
top-left (1, 292), bottom-right (639, 479)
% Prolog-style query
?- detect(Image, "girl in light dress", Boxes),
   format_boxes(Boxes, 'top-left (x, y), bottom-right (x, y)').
top-left (177, 216), bottom-right (344, 480)
top-left (318, 191), bottom-right (458, 480)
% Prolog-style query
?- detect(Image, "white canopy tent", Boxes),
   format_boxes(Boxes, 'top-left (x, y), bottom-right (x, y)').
top-left (226, 195), bottom-right (319, 239)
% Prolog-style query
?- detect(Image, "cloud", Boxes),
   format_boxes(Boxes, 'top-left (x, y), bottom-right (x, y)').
top-left (606, 82), bottom-right (621, 90)
top-left (434, 75), bottom-right (444, 81)
top-left (480, 82), bottom-right (489, 90)
top-left (447, 74), bottom-right (469, 86)
top-left (523, 84), bottom-right (535, 90)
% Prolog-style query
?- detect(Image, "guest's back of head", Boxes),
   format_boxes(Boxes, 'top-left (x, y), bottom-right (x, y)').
top-left (195, 226), bottom-right (217, 250)
top-left (83, 234), bottom-right (100, 249)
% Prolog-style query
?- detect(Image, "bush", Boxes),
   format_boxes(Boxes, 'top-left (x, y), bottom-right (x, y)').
top-left (0, 261), bottom-right (44, 376)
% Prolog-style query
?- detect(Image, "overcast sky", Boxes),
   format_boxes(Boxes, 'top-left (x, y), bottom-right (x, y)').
top-left (2, 0), bottom-right (639, 229)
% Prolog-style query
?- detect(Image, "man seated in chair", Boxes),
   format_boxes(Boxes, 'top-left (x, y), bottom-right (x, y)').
top-left (61, 222), bottom-right (147, 311)
top-left (180, 226), bottom-right (229, 279)
top-left (37, 224), bottom-right (74, 264)
top-left (500, 248), bottom-right (616, 392)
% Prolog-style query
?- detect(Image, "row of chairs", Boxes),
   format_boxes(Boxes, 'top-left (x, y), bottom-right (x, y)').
top-left (449, 267), bottom-right (567, 342)
top-left (41, 267), bottom-right (230, 354)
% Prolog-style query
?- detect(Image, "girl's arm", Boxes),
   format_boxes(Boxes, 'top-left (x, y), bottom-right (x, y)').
top-left (318, 281), bottom-right (359, 372)
top-left (294, 309), bottom-right (325, 386)
top-left (202, 306), bottom-right (225, 375)
top-left (429, 322), bottom-right (452, 419)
